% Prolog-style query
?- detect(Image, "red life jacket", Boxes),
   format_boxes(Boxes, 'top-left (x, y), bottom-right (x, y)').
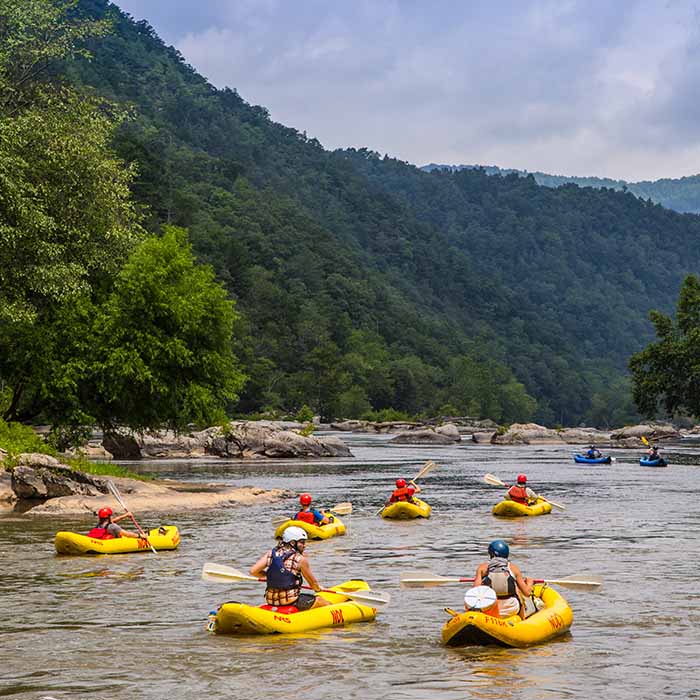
top-left (295, 510), bottom-right (316, 524)
top-left (390, 487), bottom-right (411, 502)
top-left (86, 527), bottom-right (115, 540)
top-left (507, 485), bottom-right (529, 505)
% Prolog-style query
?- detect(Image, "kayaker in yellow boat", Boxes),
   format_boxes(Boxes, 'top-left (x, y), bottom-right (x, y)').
top-left (250, 526), bottom-right (331, 610)
top-left (505, 473), bottom-right (539, 505)
top-left (295, 493), bottom-right (331, 525)
top-left (86, 507), bottom-right (144, 540)
top-left (386, 478), bottom-right (421, 505)
top-left (472, 540), bottom-right (534, 619)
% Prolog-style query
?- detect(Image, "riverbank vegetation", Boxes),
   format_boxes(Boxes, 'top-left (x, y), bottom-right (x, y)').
top-left (2, 1), bottom-right (698, 441)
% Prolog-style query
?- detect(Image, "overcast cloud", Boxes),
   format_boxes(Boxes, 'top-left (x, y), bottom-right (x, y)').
top-left (114, 0), bottom-right (700, 180)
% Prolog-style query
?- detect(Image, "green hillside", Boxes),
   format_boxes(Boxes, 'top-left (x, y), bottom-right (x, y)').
top-left (55, 0), bottom-right (700, 426)
top-left (423, 164), bottom-right (700, 214)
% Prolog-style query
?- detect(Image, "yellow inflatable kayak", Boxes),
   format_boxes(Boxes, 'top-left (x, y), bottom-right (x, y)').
top-left (492, 498), bottom-right (552, 517)
top-left (208, 580), bottom-right (377, 635)
top-left (273, 516), bottom-right (346, 540)
top-left (380, 497), bottom-right (431, 519)
top-left (442, 584), bottom-right (573, 647)
top-left (55, 526), bottom-right (180, 555)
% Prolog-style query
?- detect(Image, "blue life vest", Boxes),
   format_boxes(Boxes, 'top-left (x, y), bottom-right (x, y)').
top-left (266, 547), bottom-right (302, 590)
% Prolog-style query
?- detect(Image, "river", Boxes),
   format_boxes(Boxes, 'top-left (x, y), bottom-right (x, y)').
top-left (1, 434), bottom-right (698, 699)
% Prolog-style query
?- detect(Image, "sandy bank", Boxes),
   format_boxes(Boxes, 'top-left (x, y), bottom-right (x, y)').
top-left (20, 475), bottom-right (291, 516)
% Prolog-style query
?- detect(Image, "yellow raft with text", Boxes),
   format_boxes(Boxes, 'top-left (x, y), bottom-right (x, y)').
top-left (442, 584), bottom-right (573, 647)
top-left (492, 497), bottom-right (552, 517)
top-left (55, 526), bottom-right (180, 555)
top-left (380, 497), bottom-right (431, 519)
top-left (273, 516), bottom-right (346, 540)
top-left (208, 579), bottom-right (377, 635)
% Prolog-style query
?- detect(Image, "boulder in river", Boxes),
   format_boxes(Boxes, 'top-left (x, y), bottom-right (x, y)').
top-left (610, 424), bottom-right (680, 446)
top-left (491, 423), bottom-right (564, 445)
top-left (389, 428), bottom-right (459, 445)
top-left (10, 453), bottom-right (108, 500)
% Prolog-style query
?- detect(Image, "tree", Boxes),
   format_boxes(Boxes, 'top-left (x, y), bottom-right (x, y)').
top-left (0, 0), bottom-right (138, 322)
top-left (630, 274), bottom-right (700, 418)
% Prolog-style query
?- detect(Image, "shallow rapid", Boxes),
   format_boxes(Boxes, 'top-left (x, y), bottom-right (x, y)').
top-left (2, 435), bottom-right (699, 699)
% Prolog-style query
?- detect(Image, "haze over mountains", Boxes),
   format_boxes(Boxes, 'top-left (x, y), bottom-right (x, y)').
top-left (422, 165), bottom-right (700, 215)
top-left (60, 0), bottom-right (700, 427)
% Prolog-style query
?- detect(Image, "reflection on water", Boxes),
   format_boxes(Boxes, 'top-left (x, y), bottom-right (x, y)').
top-left (1, 438), bottom-right (699, 699)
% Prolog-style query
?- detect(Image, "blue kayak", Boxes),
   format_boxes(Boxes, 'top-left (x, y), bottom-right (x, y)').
top-left (574, 454), bottom-right (612, 464)
top-left (639, 457), bottom-right (668, 467)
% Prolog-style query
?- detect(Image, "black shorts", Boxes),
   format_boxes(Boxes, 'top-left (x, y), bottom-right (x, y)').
top-left (295, 593), bottom-right (316, 611)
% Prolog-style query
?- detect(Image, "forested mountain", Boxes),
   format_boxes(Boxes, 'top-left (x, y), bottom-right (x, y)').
top-left (55, 0), bottom-right (700, 426)
top-left (423, 164), bottom-right (700, 215)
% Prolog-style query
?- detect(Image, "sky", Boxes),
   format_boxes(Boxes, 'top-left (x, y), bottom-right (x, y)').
top-left (114, 0), bottom-right (700, 181)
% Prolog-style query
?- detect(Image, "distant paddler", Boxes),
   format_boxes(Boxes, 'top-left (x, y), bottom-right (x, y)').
top-left (295, 493), bottom-right (332, 525)
top-left (86, 507), bottom-right (147, 540)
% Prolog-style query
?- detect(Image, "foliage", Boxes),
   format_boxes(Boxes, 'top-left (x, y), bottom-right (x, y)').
top-left (294, 404), bottom-right (314, 423)
top-left (298, 422), bottom-right (314, 437)
top-left (361, 407), bottom-right (414, 422)
top-left (0, 418), bottom-right (51, 457)
top-left (630, 274), bottom-right (700, 418)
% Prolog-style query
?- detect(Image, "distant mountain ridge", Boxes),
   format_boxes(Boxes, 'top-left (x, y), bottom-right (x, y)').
top-left (421, 164), bottom-right (700, 214)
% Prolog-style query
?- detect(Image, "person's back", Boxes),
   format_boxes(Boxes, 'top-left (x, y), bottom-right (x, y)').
top-left (506, 474), bottom-right (536, 505)
top-left (86, 507), bottom-right (141, 539)
top-left (389, 478), bottom-right (420, 503)
top-left (474, 540), bottom-right (534, 619)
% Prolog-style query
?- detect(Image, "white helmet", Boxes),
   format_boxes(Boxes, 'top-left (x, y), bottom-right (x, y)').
top-left (282, 526), bottom-right (308, 543)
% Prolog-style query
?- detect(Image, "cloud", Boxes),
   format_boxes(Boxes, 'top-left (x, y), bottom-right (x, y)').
top-left (112, 0), bottom-right (700, 180)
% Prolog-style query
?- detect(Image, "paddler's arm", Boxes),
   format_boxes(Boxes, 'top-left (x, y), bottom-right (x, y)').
top-left (409, 481), bottom-right (421, 493)
top-left (298, 556), bottom-right (322, 592)
top-left (250, 554), bottom-right (269, 577)
top-left (473, 563), bottom-right (488, 587)
top-left (111, 511), bottom-right (133, 524)
top-left (511, 563), bottom-right (533, 597)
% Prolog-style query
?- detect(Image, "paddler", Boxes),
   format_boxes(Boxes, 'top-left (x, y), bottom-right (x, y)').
top-left (295, 493), bottom-right (331, 525)
top-left (250, 526), bottom-right (331, 610)
top-left (473, 540), bottom-right (534, 619)
top-left (87, 507), bottom-right (144, 540)
top-left (646, 443), bottom-right (661, 461)
top-left (505, 473), bottom-right (538, 505)
top-left (386, 478), bottom-right (421, 504)
top-left (586, 445), bottom-right (602, 459)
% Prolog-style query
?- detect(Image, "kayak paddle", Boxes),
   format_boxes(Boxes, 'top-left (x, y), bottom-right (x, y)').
top-left (106, 480), bottom-right (157, 554)
top-left (483, 473), bottom-right (566, 510)
top-left (201, 562), bottom-right (391, 606)
top-left (399, 571), bottom-right (602, 591)
top-left (271, 501), bottom-right (353, 526)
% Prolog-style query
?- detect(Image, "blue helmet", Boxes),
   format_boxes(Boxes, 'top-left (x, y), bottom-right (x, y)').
top-left (488, 539), bottom-right (509, 558)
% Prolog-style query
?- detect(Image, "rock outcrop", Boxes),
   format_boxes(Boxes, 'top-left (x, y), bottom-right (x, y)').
top-left (10, 453), bottom-right (108, 500)
top-left (103, 421), bottom-right (352, 459)
top-left (389, 428), bottom-right (460, 445)
top-left (610, 423), bottom-right (681, 446)
top-left (491, 423), bottom-right (565, 445)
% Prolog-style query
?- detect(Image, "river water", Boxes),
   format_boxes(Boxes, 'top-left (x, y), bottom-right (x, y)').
top-left (1, 434), bottom-right (699, 699)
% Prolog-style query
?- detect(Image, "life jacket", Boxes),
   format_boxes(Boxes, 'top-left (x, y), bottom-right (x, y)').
top-left (390, 487), bottom-right (411, 502)
top-left (86, 526), bottom-right (114, 540)
top-left (295, 510), bottom-right (316, 524)
top-left (507, 485), bottom-right (529, 504)
top-left (483, 557), bottom-right (517, 599)
top-left (266, 547), bottom-right (302, 591)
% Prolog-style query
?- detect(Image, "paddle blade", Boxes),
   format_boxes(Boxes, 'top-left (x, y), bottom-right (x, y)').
top-left (641, 435), bottom-right (650, 446)
top-left (484, 473), bottom-right (506, 487)
top-left (399, 572), bottom-right (466, 588)
top-left (201, 563), bottom-right (261, 583)
top-left (329, 502), bottom-right (352, 515)
top-left (545, 575), bottom-right (603, 591)
top-left (335, 588), bottom-right (390, 606)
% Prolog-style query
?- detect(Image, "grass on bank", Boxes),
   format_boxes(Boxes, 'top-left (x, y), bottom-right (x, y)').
top-left (0, 419), bottom-right (148, 480)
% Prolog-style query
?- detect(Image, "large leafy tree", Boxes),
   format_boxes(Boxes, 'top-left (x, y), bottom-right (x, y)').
top-left (630, 275), bottom-right (700, 418)
top-left (0, 0), bottom-right (137, 322)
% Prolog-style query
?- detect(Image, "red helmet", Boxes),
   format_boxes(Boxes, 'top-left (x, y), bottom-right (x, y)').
top-left (98, 507), bottom-right (113, 519)
top-left (517, 473), bottom-right (527, 484)
top-left (299, 493), bottom-right (312, 506)
top-left (396, 478), bottom-right (406, 488)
